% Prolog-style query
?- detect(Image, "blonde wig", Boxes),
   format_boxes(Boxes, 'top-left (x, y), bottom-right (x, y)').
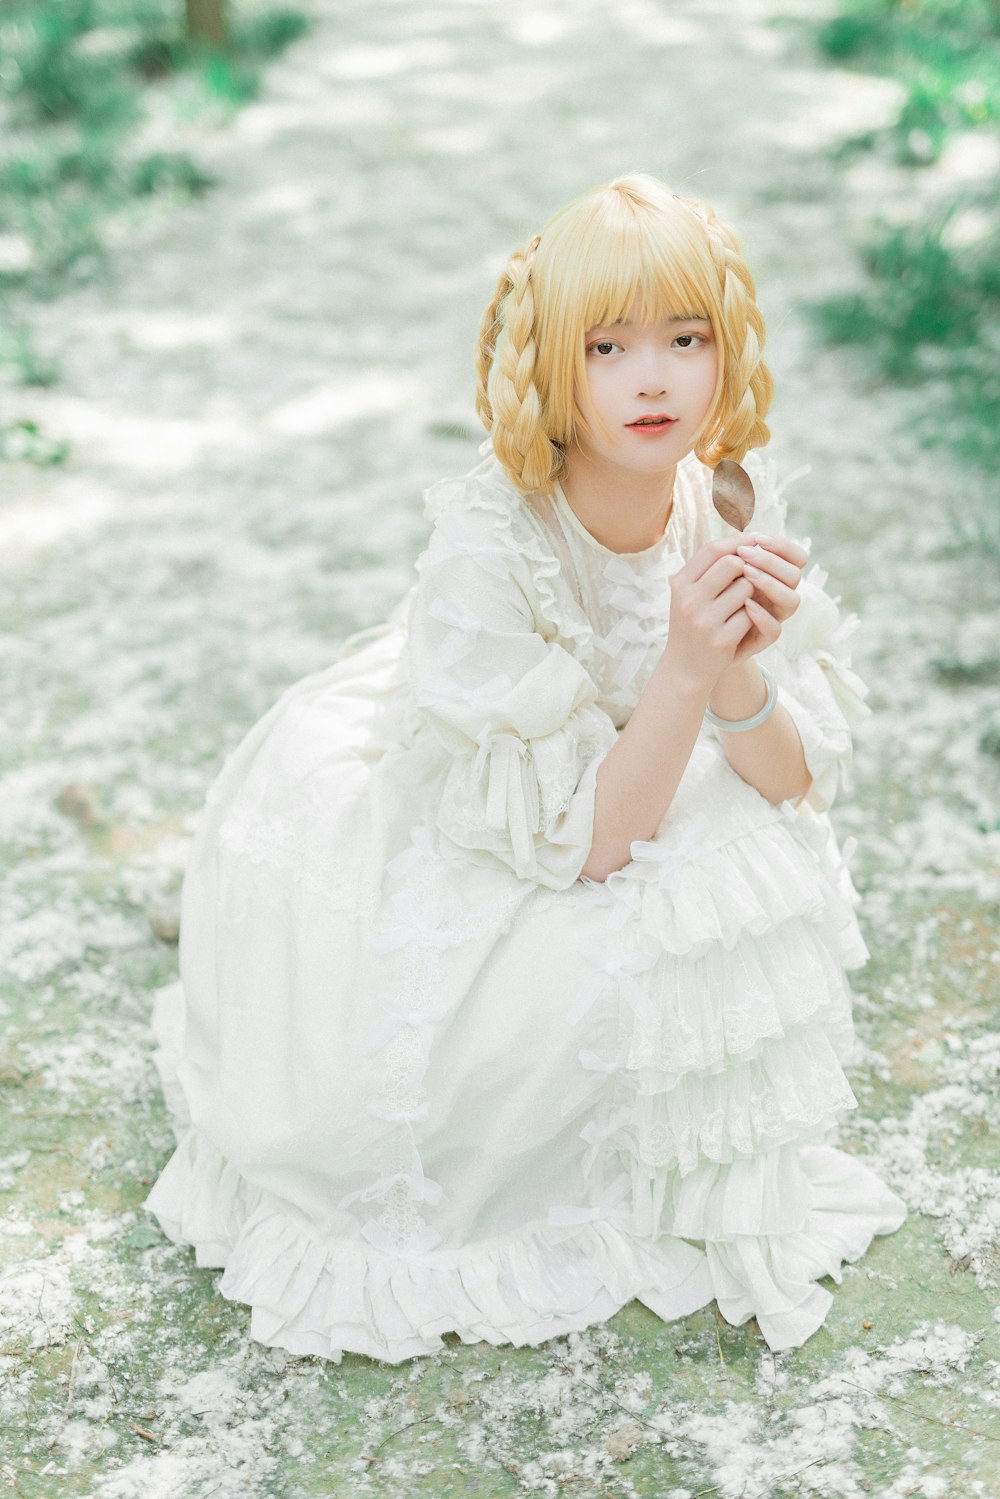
top-left (475, 173), bottom-right (773, 494)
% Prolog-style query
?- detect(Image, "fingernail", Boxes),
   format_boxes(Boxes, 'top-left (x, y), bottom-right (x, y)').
top-left (744, 533), bottom-right (773, 544)
top-left (737, 544), bottom-right (759, 556)
top-left (744, 564), bottom-right (762, 578)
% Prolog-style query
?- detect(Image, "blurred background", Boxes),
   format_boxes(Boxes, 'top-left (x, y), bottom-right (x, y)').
top-left (1, 2), bottom-right (999, 1495)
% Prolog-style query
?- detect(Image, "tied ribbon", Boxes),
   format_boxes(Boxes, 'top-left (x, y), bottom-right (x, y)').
top-left (594, 617), bottom-right (669, 691)
top-left (598, 614), bottom-right (668, 655)
top-left (362, 990), bottom-right (453, 1056)
top-left (599, 551), bottom-right (683, 593)
top-left (559, 1047), bottom-right (624, 1116)
top-left (472, 731), bottom-right (539, 876)
top-left (338, 1167), bottom-right (443, 1211)
top-left (547, 1171), bottom-right (631, 1228)
top-left (567, 942), bottom-right (658, 1025)
top-left (426, 597), bottom-right (481, 669)
top-left (415, 671), bottom-right (514, 715)
top-left (578, 1108), bottom-right (632, 1176)
top-left (369, 908), bottom-right (461, 955)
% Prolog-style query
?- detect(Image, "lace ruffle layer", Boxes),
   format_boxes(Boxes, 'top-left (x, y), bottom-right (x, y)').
top-left (145, 1124), bottom-right (904, 1362)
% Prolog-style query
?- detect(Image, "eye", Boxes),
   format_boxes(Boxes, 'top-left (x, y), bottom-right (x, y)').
top-left (587, 338), bottom-right (622, 356)
top-left (672, 331), bottom-right (706, 349)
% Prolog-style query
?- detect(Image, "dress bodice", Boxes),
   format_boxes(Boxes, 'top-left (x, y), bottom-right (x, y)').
top-left (524, 474), bottom-right (689, 728)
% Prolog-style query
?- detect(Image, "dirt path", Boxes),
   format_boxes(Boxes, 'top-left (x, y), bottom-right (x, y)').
top-left (2, 1), bottom-right (998, 1494)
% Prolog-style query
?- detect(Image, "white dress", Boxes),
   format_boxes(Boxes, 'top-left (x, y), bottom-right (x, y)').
top-left (145, 447), bottom-right (906, 1363)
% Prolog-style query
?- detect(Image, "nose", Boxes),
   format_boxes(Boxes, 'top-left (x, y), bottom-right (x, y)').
top-left (636, 348), bottom-right (668, 399)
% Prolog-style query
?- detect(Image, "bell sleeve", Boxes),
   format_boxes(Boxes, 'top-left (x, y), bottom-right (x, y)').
top-left (742, 458), bottom-right (871, 814)
top-left (406, 505), bottom-right (619, 890)
top-left (758, 565), bottom-right (871, 814)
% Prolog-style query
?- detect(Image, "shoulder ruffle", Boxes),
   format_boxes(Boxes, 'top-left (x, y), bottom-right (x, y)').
top-left (422, 456), bottom-right (595, 663)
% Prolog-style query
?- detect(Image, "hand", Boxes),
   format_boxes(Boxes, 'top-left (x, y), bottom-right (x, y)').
top-left (729, 532), bottom-right (808, 664)
top-left (664, 536), bottom-right (758, 691)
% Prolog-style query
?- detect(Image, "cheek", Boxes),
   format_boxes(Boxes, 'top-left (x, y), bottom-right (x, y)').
top-left (696, 353), bottom-right (721, 408)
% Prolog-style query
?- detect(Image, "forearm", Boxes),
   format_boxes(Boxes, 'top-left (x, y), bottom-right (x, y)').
top-left (581, 649), bottom-right (710, 882)
top-left (708, 660), bottom-right (812, 805)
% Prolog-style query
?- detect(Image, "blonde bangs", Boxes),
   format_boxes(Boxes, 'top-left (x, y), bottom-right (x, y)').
top-left (532, 188), bottom-right (725, 443)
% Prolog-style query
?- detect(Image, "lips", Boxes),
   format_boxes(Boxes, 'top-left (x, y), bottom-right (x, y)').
top-left (627, 414), bottom-right (676, 427)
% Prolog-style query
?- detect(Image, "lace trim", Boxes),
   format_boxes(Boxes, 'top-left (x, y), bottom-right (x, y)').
top-left (547, 809), bottom-right (865, 1225)
top-left (354, 822), bottom-right (528, 1255)
top-left (217, 804), bottom-right (377, 917)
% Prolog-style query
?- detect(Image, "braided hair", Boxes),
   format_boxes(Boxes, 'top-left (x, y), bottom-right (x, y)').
top-left (475, 174), bottom-right (773, 494)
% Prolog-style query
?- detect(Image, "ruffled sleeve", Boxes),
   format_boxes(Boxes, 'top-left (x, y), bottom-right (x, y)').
top-left (406, 485), bottom-right (619, 890)
top-left (741, 456), bottom-right (871, 814)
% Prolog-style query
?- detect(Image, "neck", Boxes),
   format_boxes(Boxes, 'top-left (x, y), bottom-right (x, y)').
top-left (559, 444), bottom-right (677, 554)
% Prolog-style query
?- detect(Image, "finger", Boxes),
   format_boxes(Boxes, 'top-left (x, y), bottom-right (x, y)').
top-left (685, 535), bottom-right (744, 585)
top-left (736, 543), bottom-right (802, 589)
top-left (696, 552), bottom-right (748, 600)
top-left (743, 566), bottom-right (800, 617)
top-left (702, 572), bottom-right (754, 625)
top-left (741, 532), bottom-right (810, 570)
top-left (744, 596), bottom-right (781, 643)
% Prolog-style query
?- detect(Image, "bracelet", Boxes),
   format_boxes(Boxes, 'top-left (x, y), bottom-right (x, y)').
top-left (705, 665), bottom-right (778, 733)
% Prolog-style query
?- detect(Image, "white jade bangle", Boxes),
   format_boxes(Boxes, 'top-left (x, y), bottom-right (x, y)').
top-left (705, 665), bottom-right (778, 733)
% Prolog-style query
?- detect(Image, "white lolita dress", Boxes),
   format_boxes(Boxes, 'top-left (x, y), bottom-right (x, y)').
top-left (145, 447), bottom-right (906, 1362)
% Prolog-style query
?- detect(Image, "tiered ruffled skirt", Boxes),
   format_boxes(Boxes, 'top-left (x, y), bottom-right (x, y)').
top-left (145, 655), bottom-right (905, 1363)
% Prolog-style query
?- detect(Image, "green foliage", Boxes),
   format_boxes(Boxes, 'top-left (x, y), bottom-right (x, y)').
top-left (818, 0), bottom-right (1000, 163)
top-left (0, 418), bottom-right (70, 464)
top-left (129, 149), bottom-right (214, 196)
top-left (0, 323), bottom-right (59, 387)
top-left (0, 0), bottom-right (309, 459)
top-left (812, 0), bottom-right (1000, 542)
top-left (813, 210), bottom-right (996, 377)
top-left (0, 0), bottom-right (311, 288)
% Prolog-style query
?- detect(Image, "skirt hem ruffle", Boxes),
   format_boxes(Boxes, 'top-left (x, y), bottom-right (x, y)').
top-left (144, 1125), bottom-right (905, 1364)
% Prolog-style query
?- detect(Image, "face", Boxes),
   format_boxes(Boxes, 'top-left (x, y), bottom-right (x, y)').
top-left (570, 297), bottom-right (719, 483)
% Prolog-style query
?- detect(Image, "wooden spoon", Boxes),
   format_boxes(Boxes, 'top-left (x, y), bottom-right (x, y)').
top-left (712, 459), bottom-right (756, 531)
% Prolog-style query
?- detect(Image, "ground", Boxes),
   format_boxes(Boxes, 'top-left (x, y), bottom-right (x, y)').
top-left (2, 0), bottom-right (999, 1495)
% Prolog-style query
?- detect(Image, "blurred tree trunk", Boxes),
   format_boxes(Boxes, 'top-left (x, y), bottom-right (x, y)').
top-left (186, 0), bottom-right (227, 46)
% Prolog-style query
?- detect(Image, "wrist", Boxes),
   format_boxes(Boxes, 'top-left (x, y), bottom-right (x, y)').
top-left (708, 660), bottom-right (765, 717)
top-left (655, 646), bottom-right (716, 707)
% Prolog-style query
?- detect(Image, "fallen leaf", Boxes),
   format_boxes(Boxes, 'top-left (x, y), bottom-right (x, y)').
top-left (712, 459), bottom-right (756, 530)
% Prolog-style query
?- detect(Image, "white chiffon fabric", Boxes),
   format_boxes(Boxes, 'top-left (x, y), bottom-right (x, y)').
top-left (145, 448), bottom-right (906, 1363)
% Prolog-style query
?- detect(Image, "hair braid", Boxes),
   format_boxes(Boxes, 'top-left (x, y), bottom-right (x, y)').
top-left (676, 197), bottom-right (773, 466)
top-left (474, 233), bottom-right (559, 493)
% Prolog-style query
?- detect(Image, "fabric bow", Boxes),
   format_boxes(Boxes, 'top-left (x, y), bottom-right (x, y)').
top-left (567, 942), bottom-right (657, 1025)
top-left (339, 1167), bottom-right (443, 1211)
top-left (547, 1171), bottom-right (631, 1228)
top-left (472, 730), bottom-right (539, 875)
